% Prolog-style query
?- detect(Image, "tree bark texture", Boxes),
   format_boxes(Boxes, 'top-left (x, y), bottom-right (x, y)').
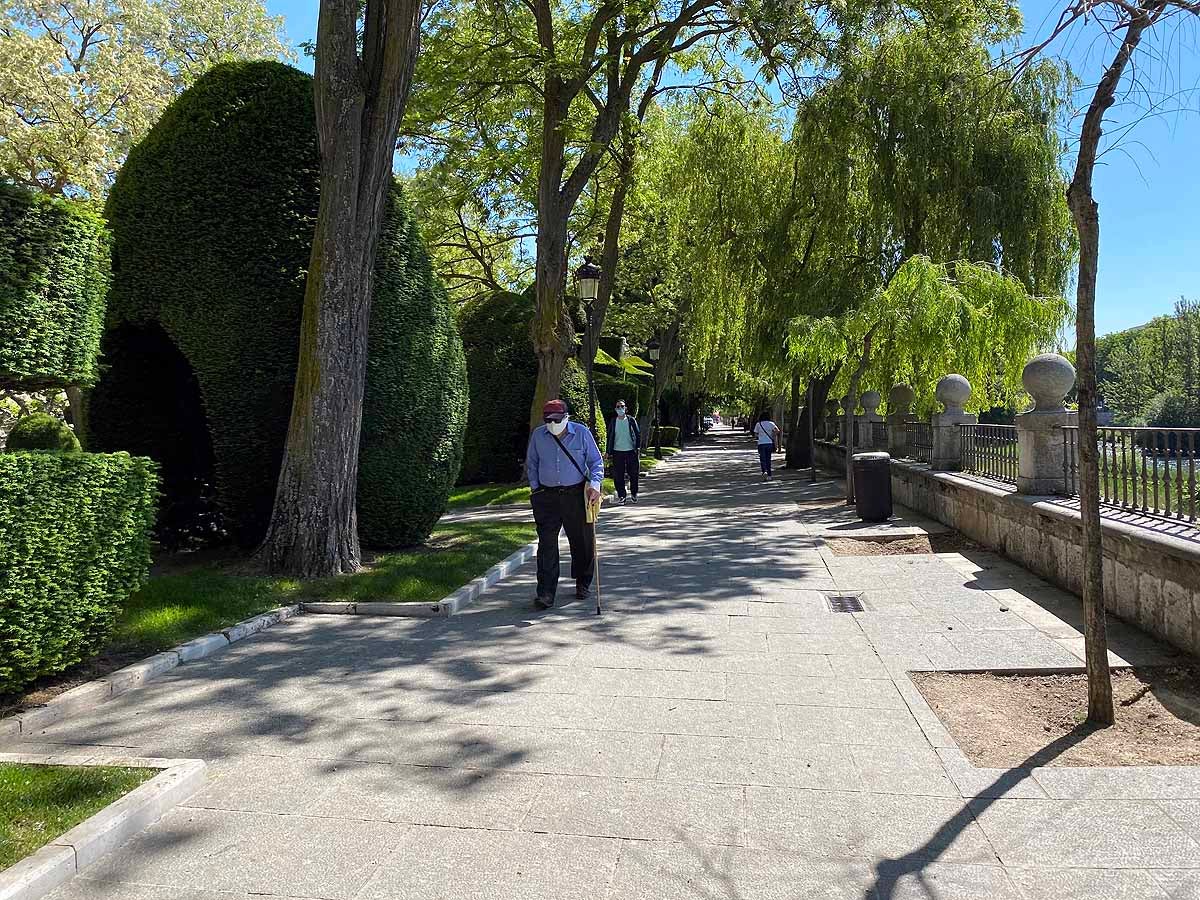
top-left (1065, 1), bottom-right (1158, 724)
top-left (257, 0), bottom-right (422, 577)
top-left (785, 371), bottom-right (802, 467)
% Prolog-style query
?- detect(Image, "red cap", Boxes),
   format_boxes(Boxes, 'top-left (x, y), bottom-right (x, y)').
top-left (542, 399), bottom-right (567, 419)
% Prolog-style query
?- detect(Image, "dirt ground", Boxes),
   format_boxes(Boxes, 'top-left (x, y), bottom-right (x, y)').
top-left (914, 668), bottom-right (1200, 768)
top-left (827, 532), bottom-right (982, 556)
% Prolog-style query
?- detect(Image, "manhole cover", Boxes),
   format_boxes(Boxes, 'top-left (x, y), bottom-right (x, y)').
top-left (825, 592), bottom-right (865, 613)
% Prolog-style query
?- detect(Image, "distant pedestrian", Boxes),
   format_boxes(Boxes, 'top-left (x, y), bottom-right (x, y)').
top-left (753, 412), bottom-right (781, 479)
top-left (525, 399), bottom-right (604, 610)
top-left (606, 399), bottom-right (641, 505)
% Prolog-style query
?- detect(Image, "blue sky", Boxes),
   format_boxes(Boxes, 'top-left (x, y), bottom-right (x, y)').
top-left (265, 0), bottom-right (1197, 337)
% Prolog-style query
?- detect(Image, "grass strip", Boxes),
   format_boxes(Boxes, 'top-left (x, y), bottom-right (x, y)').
top-left (0, 763), bottom-right (155, 868)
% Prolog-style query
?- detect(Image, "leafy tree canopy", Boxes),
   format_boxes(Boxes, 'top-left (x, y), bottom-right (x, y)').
top-left (0, 0), bottom-right (290, 197)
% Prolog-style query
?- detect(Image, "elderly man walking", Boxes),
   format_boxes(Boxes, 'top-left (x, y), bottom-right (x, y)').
top-left (526, 399), bottom-right (604, 610)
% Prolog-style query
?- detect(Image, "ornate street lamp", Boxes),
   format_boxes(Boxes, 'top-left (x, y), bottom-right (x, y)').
top-left (575, 256), bottom-right (602, 438)
top-left (647, 337), bottom-right (662, 458)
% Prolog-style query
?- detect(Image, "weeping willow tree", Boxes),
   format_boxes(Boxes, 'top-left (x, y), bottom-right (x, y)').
top-left (612, 97), bottom-right (791, 412)
top-left (762, 18), bottom-right (1076, 493)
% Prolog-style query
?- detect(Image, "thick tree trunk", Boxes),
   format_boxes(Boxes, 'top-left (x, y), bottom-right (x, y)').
top-left (530, 84), bottom-right (575, 430)
top-left (785, 372), bottom-right (802, 467)
top-left (257, 0), bottom-right (421, 577)
top-left (1065, 3), bottom-right (1155, 725)
top-left (793, 368), bottom-right (837, 469)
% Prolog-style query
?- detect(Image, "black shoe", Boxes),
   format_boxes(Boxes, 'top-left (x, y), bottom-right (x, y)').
top-left (533, 595), bottom-right (555, 610)
top-left (575, 588), bottom-right (592, 601)
top-left (630, 495), bottom-right (638, 503)
top-left (617, 496), bottom-right (626, 505)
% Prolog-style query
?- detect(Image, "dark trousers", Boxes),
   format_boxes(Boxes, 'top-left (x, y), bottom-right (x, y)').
top-left (611, 449), bottom-right (639, 499)
top-left (530, 485), bottom-right (594, 600)
top-left (758, 444), bottom-right (774, 475)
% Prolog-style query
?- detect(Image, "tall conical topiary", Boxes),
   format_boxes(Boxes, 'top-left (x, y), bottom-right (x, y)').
top-left (92, 60), bottom-right (466, 548)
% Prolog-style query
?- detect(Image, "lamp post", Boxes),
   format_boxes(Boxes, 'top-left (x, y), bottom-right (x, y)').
top-left (647, 336), bottom-right (661, 459)
top-left (575, 255), bottom-right (601, 438)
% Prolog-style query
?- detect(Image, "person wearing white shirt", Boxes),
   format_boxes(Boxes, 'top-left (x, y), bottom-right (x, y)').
top-left (753, 413), bottom-right (781, 480)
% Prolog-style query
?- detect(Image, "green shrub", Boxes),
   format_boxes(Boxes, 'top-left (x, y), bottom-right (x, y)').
top-left (595, 373), bottom-right (645, 421)
top-left (458, 289), bottom-right (603, 484)
top-left (0, 186), bottom-right (109, 390)
top-left (358, 182), bottom-right (468, 547)
top-left (0, 452), bottom-right (157, 693)
top-left (92, 61), bottom-right (465, 548)
top-left (6, 413), bottom-right (80, 453)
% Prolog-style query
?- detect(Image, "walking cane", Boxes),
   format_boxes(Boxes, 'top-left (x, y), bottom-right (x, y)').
top-left (587, 490), bottom-right (602, 616)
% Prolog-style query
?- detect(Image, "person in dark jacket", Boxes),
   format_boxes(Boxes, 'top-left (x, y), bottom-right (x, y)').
top-left (605, 399), bottom-right (641, 504)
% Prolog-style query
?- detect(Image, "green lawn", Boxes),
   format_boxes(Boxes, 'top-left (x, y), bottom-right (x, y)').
top-left (110, 520), bottom-right (536, 657)
top-left (0, 763), bottom-right (155, 868)
top-left (449, 449), bottom-right (680, 509)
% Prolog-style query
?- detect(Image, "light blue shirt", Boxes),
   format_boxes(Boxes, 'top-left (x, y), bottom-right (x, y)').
top-left (526, 421), bottom-right (604, 491)
top-left (613, 416), bottom-right (635, 451)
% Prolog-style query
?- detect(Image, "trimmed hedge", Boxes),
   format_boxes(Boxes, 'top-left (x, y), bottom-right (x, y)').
top-left (358, 182), bottom-right (468, 547)
top-left (0, 451), bottom-right (157, 693)
top-left (595, 373), bottom-right (641, 421)
top-left (0, 186), bottom-right (109, 390)
top-left (6, 413), bottom-right (80, 453)
top-left (92, 61), bottom-right (466, 548)
top-left (458, 289), bottom-right (603, 484)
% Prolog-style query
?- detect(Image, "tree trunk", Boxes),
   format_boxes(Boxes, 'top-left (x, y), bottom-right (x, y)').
top-left (66, 386), bottom-right (86, 449)
top-left (257, 0), bottom-right (421, 577)
top-left (530, 84), bottom-right (575, 430)
top-left (785, 372), bottom-right (803, 467)
top-left (1065, 3), bottom-right (1155, 725)
top-left (584, 151), bottom-right (633, 369)
top-left (794, 368), bottom-right (837, 469)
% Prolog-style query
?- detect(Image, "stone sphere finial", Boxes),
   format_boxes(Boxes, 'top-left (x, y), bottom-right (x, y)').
top-left (935, 374), bottom-right (972, 414)
top-left (860, 390), bottom-right (881, 415)
top-left (888, 383), bottom-right (915, 411)
top-left (1022, 353), bottom-right (1076, 412)
top-left (825, 399), bottom-right (839, 416)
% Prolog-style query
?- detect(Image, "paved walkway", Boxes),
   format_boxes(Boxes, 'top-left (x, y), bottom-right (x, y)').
top-left (6, 428), bottom-right (1200, 899)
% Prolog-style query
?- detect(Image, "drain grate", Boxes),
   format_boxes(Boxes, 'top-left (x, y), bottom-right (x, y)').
top-left (826, 592), bottom-right (865, 613)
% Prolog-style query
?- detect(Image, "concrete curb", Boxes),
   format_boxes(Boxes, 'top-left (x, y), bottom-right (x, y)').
top-left (301, 539), bottom-right (539, 619)
top-left (0, 753), bottom-right (205, 900)
top-left (8, 605), bottom-right (301, 738)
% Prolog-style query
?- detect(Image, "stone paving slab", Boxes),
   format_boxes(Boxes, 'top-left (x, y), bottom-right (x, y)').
top-left (10, 427), bottom-right (1197, 900)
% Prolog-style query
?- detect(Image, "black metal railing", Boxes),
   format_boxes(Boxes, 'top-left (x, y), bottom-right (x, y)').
top-left (904, 421), bottom-right (932, 463)
top-left (960, 424), bottom-right (1018, 485)
top-left (871, 420), bottom-right (888, 448)
top-left (1063, 426), bottom-right (1199, 524)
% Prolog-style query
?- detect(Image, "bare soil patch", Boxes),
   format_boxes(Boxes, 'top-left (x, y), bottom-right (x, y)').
top-left (913, 668), bottom-right (1200, 767)
top-left (827, 532), bottom-right (981, 556)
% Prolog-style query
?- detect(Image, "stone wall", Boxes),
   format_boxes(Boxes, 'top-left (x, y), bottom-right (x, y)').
top-left (890, 460), bottom-right (1200, 658)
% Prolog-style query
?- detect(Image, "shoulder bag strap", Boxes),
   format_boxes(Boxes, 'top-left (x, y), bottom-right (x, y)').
top-left (550, 429), bottom-right (588, 481)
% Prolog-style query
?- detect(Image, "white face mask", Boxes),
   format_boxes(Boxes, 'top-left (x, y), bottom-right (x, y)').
top-left (616, 407), bottom-right (626, 418)
top-left (547, 417), bottom-right (568, 436)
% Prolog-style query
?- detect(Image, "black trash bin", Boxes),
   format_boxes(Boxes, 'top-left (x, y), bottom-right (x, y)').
top-left (853, 451), bottom-right (892, 522)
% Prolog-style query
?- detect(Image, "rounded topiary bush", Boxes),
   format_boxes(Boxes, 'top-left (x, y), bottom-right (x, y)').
top-left (92, 60), bottom-right (466, 548)
top-left (6, 413), bottom-right (81, 452)
top-left (358, 181), bottom-right (468, 547)
top-left (458, 290), bottom-right (603, 484)
top-left (0, 186), bottom-right (110, 391)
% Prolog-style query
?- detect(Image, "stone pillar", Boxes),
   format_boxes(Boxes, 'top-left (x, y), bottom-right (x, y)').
top-left (858, 390), bottom-right (883, 448)
top-left (931, 374), bottom-right (976, 470)
top-left (1016, 353), bottom-right (1077, 494)
top-left (886, 383), bottom-right (915, 457)
top-left (823, 399), bottom-right (839, 440)
top-left (839, 395), bottom-right (852, 445)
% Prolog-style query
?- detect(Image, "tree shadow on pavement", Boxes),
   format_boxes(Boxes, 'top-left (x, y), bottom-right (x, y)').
top-left (866, 724), bottom-right (1099, 900)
